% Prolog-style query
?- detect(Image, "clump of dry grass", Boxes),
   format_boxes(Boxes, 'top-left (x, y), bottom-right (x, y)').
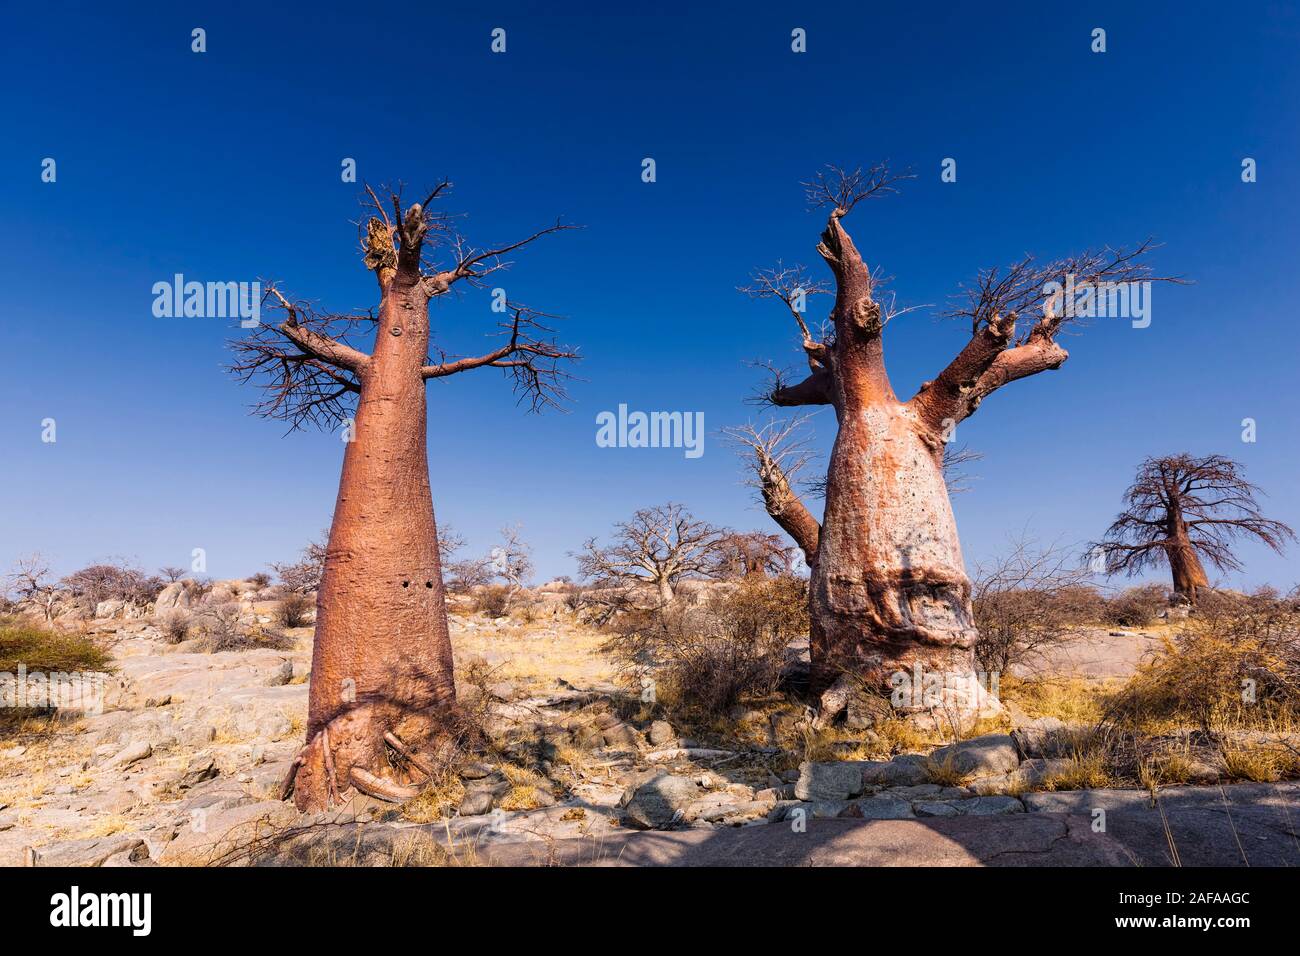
top-left (1000, 675), bottom-right (1111, 724)
top-left (1138, 750), bottom-right (1198, 790)
top-left (1043, 751), bottom-right (1113, 791)
top-left (1220, 743), bottom-right (1297, 783)
top-left (1106, 589), bottom-right (1300, 736)
top-left (922, 752), bottom-right (969, 787)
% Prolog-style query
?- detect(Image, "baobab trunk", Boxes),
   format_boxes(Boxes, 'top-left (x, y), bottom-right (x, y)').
top-left (800, 289), bottom-right (980, 715)
top-left (234, 186), bottom-right (576, 812)
top-left (1166, 530), bottom-right (1209, 603)
top-left (813, 395), bottom-right (977, 701)
top-left (292, 277), bottom-right (455, 811)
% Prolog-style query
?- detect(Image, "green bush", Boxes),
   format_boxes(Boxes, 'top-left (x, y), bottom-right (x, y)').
top-left (0, 615), bottom-right (111, 674)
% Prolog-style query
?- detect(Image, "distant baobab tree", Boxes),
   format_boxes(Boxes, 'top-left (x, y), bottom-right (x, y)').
top-left (231, 181), bottom-right (577, 811)
top-left (576, 503), bottom-right (723, 605)
top-left (1092, 453), bottom-right (1294, 603)
top-left (736, 162), bottom-right (1177, 718)
top-left (713, 530), bottom-right (796, 579)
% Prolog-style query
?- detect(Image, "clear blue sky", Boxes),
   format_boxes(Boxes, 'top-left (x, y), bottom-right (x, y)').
top-left (2, 2), bottom-right (1297, 589)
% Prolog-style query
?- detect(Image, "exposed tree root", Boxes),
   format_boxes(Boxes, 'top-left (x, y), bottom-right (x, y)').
top-left (349, 766), bottom-right (422, 803)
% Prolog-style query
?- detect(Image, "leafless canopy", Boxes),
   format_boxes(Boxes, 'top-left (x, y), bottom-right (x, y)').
top-left (746, 162), bottom-right (1182, 430)
top-left (947, 239), bottom-right (1183, 341)
top-left (575, 503), bottom-right (725, 602)
top-left (229, 181), bottom-right (580, 429)
top-left (738, 262), bottom-right (831, 345)
top-left (6, 553), bottom-right (62, 620)
top-left (712, 530), bottom-right (797, 578)
top-left (1094, 454), bottom-right (1295, 577)
top-left (803, 162), bottom-right (914, 219)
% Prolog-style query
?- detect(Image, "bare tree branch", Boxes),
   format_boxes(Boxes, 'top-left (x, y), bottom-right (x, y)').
top-left (723, 417), bottom-right (821, 561)
top-left (803, 163), bottom-right (914, 219)
top-left (421, 302), bottom-right (579, 412)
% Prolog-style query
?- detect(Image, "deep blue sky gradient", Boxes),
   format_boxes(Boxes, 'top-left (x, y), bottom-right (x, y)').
top-left (2, 2), bottom-right (1297, 588)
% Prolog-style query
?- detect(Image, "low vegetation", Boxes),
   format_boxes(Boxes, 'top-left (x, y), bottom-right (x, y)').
top-left (0, 615), bottom-right (111, 674)
top-left (605, 575), bottom-right (807, 722)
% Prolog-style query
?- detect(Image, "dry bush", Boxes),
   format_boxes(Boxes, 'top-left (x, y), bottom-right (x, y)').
top-left (194, 603), bottom-right (293, 653)
top-left (508, 596), bottom-right (545, 625)
top-left (158, 610), bottom-right (191, 644)
top-left (1102, 584), bottom-right (1169, 627)
top-left (972, 540), bottom-right (1097, 674)
top-left (61, 560), bottom-right (164, 606)
top-left (276, 592), bottom-right (314, 628)
top-left (443, 557), bottom-right (492, 595)
top-left (605, 575), bottom-right (808, 719)
top-left (271, 533), bottom-right (327, 594)
top-left (1048, 584), bottom-right (1108, 623)
top-left (248, 572), bottom-right (272, 589)
top-left (1106, 588), bottom-right (1300, 734)
top-left (399, 658), bottom-right (498, 823)
top-left (474, 585), bottom-right (511, 618)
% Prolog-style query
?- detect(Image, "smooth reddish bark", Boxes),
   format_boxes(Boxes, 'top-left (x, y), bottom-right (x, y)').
top-left (292, 275), bottom-right (456, 811)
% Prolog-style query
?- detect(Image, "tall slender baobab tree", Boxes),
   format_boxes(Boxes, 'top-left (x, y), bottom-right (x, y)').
top-left (1092, 454), bottom-right (1294, 602)
top-left (232, 182), bottom-right (577, 811)
top-left (738, 163), bottom-right (1175, 717)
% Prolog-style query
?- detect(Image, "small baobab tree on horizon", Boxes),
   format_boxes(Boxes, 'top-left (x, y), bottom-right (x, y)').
top-left (736, 162), bottom-right (1179, 720)
top-left (576, 503), bottom-right (724, 605)
top-left (1091, 453), bottom-right (1294, 603)
top-left (231, 180), bottom-right (578, 811)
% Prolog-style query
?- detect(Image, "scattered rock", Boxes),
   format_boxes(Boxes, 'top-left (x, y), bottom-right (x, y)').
top-left (159, 800), bottom-right (300, 865)
top-left (29, 837), bottom-right (150, 867)
top-left (601, 721), bottom-right (640, 748)
top-left (1011, 717), bottom-right (1067, 758)
top-left (847, 796), bottom-right (915, 820)
top-left (961, 795), bottom-right (1025, 815)
top-left (929, 734), bottom-right (1020, 779)
top-left (648, 720), bottom-right (675, 746)
top-left (176, 755), bottom-right (219, 790)
top-left (795, 761), bottom-right (869, 801)
top-left (105, 740), bottom-right (153, 770)
top-left (916, 795), bottom-right (1024, 817)
top-left (621, 773), bottom-right (699, 829)
top-left (265, 660), bottom-right (294, 687)
top-left (459, 790), bottom-right (496, 816)
top-left (861, 754), bottom-right (930, 787)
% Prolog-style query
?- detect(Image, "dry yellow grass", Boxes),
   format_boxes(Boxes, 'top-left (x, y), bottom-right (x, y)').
top-left (1220, 743), bottom-right (1296, 783)
top-left (72, 815), bottom-right (130, 839)
top-left (1000, 675), bottom-right (1114, 724)
top-left (922, 752), bottom-right (969, 787)
top-left (449, 613), bottom-right (615, 690)
top-left (1043, 752), bottom-right (1112, 791)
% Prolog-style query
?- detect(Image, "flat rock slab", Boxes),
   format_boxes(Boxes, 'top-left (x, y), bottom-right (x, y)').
top-left (1023, 781), bottom-right (1300, 866)
top-left (470, 813), bottom-right (1131, 867)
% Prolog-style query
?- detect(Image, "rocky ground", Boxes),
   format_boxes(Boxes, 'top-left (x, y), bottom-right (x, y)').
top-left (2, 600), bottom-right (1298, 867)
